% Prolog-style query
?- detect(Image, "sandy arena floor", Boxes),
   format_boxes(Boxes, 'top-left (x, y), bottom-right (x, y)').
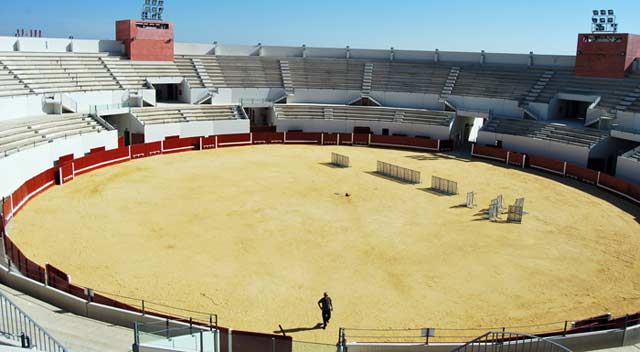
top-left (7, 145), bottom-right (640, 344)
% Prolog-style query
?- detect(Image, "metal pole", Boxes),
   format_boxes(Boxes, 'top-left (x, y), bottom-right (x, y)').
top-left (563, 321), bottom-right (568, 336)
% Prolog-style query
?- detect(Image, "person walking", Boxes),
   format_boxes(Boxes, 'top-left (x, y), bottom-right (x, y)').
top-left (318, 292), bottom-right (333, 329)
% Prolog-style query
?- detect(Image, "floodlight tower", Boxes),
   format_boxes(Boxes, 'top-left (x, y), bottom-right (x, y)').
top-left (115, 0), bottom-right (174, 61)
top-left (576, 9), bottom-right (640, 78)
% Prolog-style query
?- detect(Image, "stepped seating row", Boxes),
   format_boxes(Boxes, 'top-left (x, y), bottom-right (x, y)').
top-left (0, 114), bottom-right (105, 157)
top-left (0, 67), bottom-right (30, 96)
top-left (174, 57), bottom-right (205, 88)
top-left (191, 56), bottom-right (284, 88)
top-left (626, 147), bottom-right (640, 161)
top-left (0, 54), bottom-right (120, 94)
top-left (274, 104), bottom-right (454, 127)
top-left (481, 118), bottom-right (609, 148)
top-left (533, 71), bottom-right (640, 111)
top-left (370, 62), bottom-right (451, 95)
top-left (452, 64), bottom-right (547, 101)
top-left (131, 105), bottom-right (243, 125)
top-left (287, 58), bottom-right (365, 91)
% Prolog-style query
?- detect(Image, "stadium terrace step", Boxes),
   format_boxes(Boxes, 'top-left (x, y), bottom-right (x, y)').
top-left (0, 114), bottom-right (106, 157)
top-left (481, 118), bottom-right (608, 148)
top-left (131, 105), bottom-right (244, 125)
top-left (275, 104), bottom-right (454, 127)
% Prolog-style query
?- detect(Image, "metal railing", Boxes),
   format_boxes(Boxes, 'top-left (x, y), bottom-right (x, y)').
top-left (0, 290), bottom-right (67, 352)
top-left (450, 331), bottom-right (573, 352)
top-left (133, 319), bottom-right (217, 352)
top-left (89, 101), bottom-right (131, 115)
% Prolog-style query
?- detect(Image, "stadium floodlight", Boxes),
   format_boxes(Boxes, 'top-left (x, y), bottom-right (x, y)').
top-left (141, 0), bottom-right (166, 21)
top-left (591, 9), bottom-right (618, 33)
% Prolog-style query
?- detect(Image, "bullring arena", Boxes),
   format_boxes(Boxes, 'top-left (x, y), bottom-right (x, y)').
top-left (7, 144), bottom-right (640, 345)
top-left (1, 2), bottom-right (640, 352)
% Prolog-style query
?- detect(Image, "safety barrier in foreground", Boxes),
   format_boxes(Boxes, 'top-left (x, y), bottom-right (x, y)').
top-left (449, 331), bottom-right (573, 352)
top-left (0, 290), bottom-right (68, 352)
top-left (471, 144), bottom-right (640, 205)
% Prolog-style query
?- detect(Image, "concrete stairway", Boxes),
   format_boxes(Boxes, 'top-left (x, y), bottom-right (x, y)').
top-left (279, 60), bottom-right (295, 95)
top-left (521, 71), bottom-right (555, 105)
top-left (440, 66), bottom-right (460, 101)
top-left (362, 63), bottom-right (374, 95)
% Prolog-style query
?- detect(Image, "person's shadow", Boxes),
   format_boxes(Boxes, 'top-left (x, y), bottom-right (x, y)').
top-left (273, 323), bottom-right (324, 334)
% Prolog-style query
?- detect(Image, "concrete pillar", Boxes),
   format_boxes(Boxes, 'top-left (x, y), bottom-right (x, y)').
top-left (480, 50), bottom-right (486, 65)
top-left (346, 46), bottom-right (351, 59)
top-left (529, 51), bottom-right (534, 67)
top-left (212, 41), bottom-right (218, 56)
top-left (302, 44), bottom-right (307, 58)
top-left (390, 47), bottom-right (395, 62)
top-left (434, 49), bottom-right (439, 63)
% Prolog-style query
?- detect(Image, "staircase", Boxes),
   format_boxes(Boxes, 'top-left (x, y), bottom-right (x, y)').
top-left (279, 60), bottom-right (295, 95)
top-left (0, 59), bottom-right (33, 93)
top-left (393, 110), bottom-right (404, 123)
top-left (99, 57), bottom-right (124, 89)
top-left (192, 58), bottom-right (217, 93)
top-left (614, 85), bottom-right (640, 111)
top-left (362, 63), bottom-right (374, 95)
top-left (324, 107), bottom-right (334, 120)
top-left (440, 66), bottom-right (460, 102)
top-left (521, 71), bottom-right (554, 105)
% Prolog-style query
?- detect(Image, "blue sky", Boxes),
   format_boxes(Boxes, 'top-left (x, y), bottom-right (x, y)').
top-left (2, 0), bottom-right (639, 54)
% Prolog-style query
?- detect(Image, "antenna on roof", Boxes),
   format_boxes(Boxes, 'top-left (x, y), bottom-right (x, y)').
top-left (141, 0), bottom-right (165, 21)
top-left (591, 9), bottom-right (618, 33)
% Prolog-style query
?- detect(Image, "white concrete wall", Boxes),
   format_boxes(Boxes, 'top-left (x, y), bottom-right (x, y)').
top-left (616, 156), bottom-right (640, 184)
top-left (476, 131), bottom-right (590, 166)
top-left (448, 95), bottom-right (522, 118)
top-left (173, 43), bottom-right (576, 68)
top-left (0, 91), bottom-right (130, 121)
top-left (144, 119), bottom-right (250, 143)
top-left (0, 131), bottom-right (118, 197)
top-left (275, 118), bottom-right (451, 140)
top-left (0, 36), bottom-right (123, 54)
top-left (288, 89), bottom-right (362, 105)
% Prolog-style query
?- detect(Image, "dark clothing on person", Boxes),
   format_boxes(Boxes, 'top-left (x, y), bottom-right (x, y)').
top-left (318, 296), bottom-right (333, 329)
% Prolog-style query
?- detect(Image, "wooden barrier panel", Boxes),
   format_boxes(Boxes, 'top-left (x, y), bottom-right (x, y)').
top-left (74, 147), bottom-right (131, 176)
top-left (284, 132), bottom-right (321, 144)
top-left (217, 133), bottom-right (252, 148)
top-left (202, 136), bottom-right (216, 149)
top-left (58, 163), bottom-right (75, 185)
top-left (507, 151), bottom-right (526, 167)
top-left (231, 330), bottom-right (292, 352)
top-left (131, 142), bottom-right (162, 159)
top-left (4, 236), bottom-right (45, 284)
top-left (57, 154), bottom-right (74, 166)
top-left (338, 133), bottom-right (353, 145)
top-left (370, 135), bottom-right (439, 151)
top-left (252, 132), bottom-right (285, 144)
top-left (528, 154), bottom-right (566, 175)
top-left (598, 172), bottom-right (640, 204)
top-left (566, 163), bottom-right (599, 184)
top-left (11, 167), bottom-right (57, 217)
top-left (472, 145), bottom-right (509, 162)
top-left (2, 196), bottom-right (12, 224)
top-left (353, 133), bottom-right (370, 145)
top-left (163, 136), bottom-right (200, 154)
top-left (322, 133), bottom-right (339, 145)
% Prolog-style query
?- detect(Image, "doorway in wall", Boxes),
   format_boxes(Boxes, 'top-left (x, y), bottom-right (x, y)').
top-left (154, 84), bottom-right (181, 103)
top-left (245, 107), bottom-right (273, 127)
top-left (551, 99), bottom-right (592, 124)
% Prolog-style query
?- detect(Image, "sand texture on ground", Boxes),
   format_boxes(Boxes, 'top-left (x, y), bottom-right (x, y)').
top-left (8, 145), bottom-right (640, 344)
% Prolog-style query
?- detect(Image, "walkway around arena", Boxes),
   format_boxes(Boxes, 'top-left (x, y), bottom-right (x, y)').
top-left (0, 283), bottom-right (133, 352)
top-left (590, 344), bottom-right (640, 352)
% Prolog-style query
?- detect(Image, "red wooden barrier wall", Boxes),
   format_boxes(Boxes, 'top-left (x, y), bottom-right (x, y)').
top-left (321, 133), bottom-right (339, 145)
top-left (528, 155), bottom-right (566, 175)
top-left (131, 142), bottom-right (162, 159)
top-left (353, 133), bottom-right (370, 145)
top-left (252, 132), bottom-right (285, 144)
top-left (163, 136), bottom-right (200, 153)
top-left (473, 145), bottom-right (509, 162)
top-left (507, 151), bottom-right (526, 167)
top-left (74, 147), bottom-right (131, 176)
top-left (370, 135), bottom-right (439, 150)
top-left (217, 133), bottom-right (252, 148)
top-left (284, 132), bottom-right (321, 144)
top-left (58, 163), bottom-right (75, 185)
top-left (11, 167), bottom-right (56, 217)
top-left (338, 133), bottom-right (353, 145)
top-left (566, 163), bottom-right (599, 184)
